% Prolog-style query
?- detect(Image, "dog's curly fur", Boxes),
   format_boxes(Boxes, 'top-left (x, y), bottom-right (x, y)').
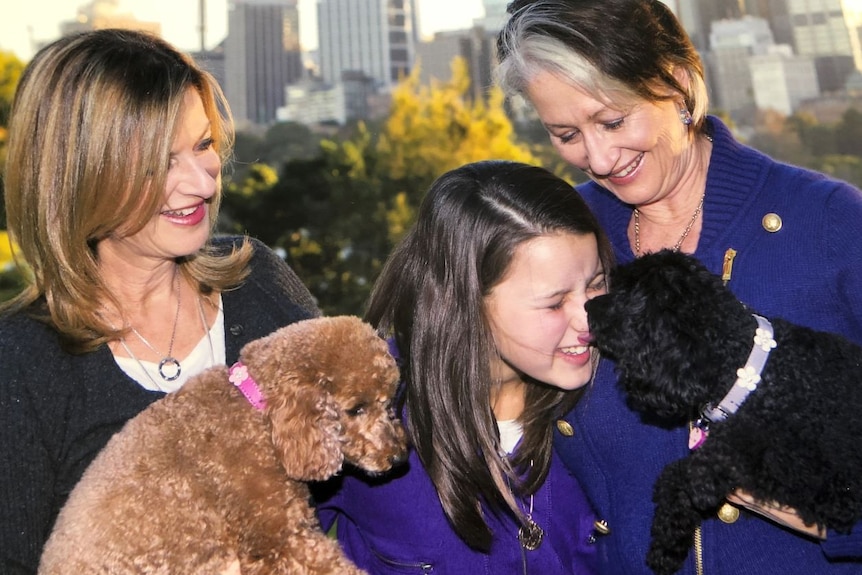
top-left (585, 250), bottom-right (862, 575)
top-left (38, 315), bottom-right (407, 575)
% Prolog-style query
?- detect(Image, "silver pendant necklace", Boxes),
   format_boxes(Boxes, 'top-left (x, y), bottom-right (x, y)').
top-left (128, 267), bottom-right (183, 381)
top-left (117, 293), bottom-right (214, 391)
top-left (517, 492), bottom-right (544, 551)
top-left (117, 337), bottom-right (164, 391)
top-left (196, 295), bottom-right (216, 366)
top-left (510, 459), bottom-right (544, 551)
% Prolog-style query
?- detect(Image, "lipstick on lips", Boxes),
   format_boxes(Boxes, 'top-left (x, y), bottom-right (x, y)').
top-left (162, 202), bottom-right (207, 226)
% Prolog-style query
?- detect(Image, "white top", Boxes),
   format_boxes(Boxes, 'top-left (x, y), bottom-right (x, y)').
top-left (114, 297), bottom-right (226, 393)
top-left (497, 418), bottom-right (524, 455)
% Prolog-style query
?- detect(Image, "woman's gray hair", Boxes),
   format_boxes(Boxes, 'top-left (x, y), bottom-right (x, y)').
top-left (495, 0), bottom-right (709, 127)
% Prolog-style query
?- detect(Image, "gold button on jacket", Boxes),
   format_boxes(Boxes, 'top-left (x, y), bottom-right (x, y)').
top-left (718, 502), bottom-right (740, 524)
top-left (556, 420), bottom-right (574, 437)
top-left (762, 213), bottom-right (782, 232)
top-left (593, 519), bottom-right (611, 535)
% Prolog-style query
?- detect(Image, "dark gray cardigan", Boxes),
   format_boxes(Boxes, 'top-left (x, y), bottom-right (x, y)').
top-left (0, 236), bottom-right (319, 574)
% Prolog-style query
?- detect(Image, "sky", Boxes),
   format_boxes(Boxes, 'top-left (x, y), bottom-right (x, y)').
top-left (0, 0), bottom-right (487, 61)
top-left (5, 0), bottom-right (862, 62)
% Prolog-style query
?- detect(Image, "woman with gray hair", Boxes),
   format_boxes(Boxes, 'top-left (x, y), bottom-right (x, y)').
top-left (496, 1), bottom-right (862, 573)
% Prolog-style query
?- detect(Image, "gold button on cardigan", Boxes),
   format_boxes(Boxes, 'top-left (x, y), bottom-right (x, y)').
top-left (556, 420), bottom-right (574, 436)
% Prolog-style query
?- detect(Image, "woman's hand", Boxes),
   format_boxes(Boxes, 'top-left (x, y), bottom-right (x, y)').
top-left (727, 490), bottom-right (826, 539)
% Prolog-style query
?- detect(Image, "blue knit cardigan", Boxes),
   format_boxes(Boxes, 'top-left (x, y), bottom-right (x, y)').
top-left (555, 116), bottom-right (862, 575)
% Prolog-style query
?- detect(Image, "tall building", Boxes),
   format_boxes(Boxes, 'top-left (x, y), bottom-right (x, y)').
top-left (742, 0), bottom-right (794, 46)
top-left (279, 79), bottom-right (348, 124)
top-left (750, 44), bottom-right (820, 114)
top-left (785, 0), bottom-right (858, 91)
top-left (224, 0), bottom-right (303, 128)
top-left (474, 0), bottom-right (509, 32)
top-left (670, 0), bottom-right (794, 50)
top-left (317, 0), bottom-right (420, 91)
top-left (707, 16), bottom-right (776, 121)
top-left (787, 0), bottom-right (853, 56)
top-left (677, 0), bottom-right (857, 93)
top-left (845, 1), bottom-right (862, 71)
top-left (669, 0), bottom-right (746, 50)
top-left (416, 26), bottom-right (496, 101)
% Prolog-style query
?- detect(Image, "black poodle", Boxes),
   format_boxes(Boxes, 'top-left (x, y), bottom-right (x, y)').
top-left (585, 249), bottom-right (862, 575)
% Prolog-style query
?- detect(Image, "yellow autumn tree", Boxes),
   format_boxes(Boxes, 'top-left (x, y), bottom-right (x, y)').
top-left (372, 57), bottom-right (537, 246)
top-left (1, 50), bottom-right (26, 230)
top-left (0, 230), bottom-right (14, 269)
top-left (378, 57), bottom-right (536, 185)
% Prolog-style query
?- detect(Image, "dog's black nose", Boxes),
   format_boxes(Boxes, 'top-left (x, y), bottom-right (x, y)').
top-left (390, 451), bottom-right (408, 467)
top-left (585, 294), bottom-right (609, 317)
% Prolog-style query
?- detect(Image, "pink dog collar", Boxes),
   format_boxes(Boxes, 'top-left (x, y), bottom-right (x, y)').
top-left (229, 361), bottom-right (267, 411)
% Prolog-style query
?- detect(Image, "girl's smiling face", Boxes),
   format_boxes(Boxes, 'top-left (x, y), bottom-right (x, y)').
top-left (484, 231), bottom-right (606, 390)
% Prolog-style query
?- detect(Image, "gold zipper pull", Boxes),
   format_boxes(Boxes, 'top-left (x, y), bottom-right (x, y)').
top-left (694, 524), bottom-right (704, 575)
top-left (722, 248), bottom-right (737, 285)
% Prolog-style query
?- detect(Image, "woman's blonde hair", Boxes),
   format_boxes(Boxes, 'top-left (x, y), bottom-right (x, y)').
top-left (3, 29), bottom-right (251, 352)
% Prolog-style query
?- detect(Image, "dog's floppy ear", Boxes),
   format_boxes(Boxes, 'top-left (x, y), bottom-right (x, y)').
top-left (266, 375), bottom-right (345, 481)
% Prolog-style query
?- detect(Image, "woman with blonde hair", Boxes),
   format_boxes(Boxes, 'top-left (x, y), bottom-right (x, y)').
top-left (0, 29), bottom-right (318, 573)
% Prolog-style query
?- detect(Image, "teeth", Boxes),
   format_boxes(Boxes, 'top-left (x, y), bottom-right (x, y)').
top-left (164, 207), bottom-right (195, 217)
top-left (561, 346), bottom-right (588, 355)
top-left (613, 153), bottom-right (643, 178)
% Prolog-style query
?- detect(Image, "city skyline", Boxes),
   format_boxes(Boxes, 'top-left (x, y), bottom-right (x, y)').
top-left (0, 0), bottom-right (487, 61)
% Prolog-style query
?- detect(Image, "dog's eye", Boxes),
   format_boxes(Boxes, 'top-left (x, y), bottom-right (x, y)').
top-left (346, 403), bottom-right (367, 417)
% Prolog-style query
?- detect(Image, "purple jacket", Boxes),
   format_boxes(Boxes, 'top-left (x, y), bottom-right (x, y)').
top-left (315, 440), bottom-right (598, 574)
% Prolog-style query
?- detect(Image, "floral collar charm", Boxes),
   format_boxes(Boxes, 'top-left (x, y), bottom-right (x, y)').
top-left (229, 361), bottom-right (267, 411)
top-left (690, 314), bottom-right (776, 450)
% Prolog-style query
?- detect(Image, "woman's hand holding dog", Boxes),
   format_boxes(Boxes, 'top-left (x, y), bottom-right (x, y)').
top-left (728, 491), bottom-right (827, 539)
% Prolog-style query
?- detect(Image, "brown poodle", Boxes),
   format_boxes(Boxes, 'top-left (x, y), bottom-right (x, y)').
top-left (39, 315), bottom-right (407, 575)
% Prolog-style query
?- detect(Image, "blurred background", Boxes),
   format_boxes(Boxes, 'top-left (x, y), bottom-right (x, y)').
top-left (1, 0), bottom-right (861, 313)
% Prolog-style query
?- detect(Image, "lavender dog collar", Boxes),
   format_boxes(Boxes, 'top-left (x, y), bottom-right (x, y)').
top-left (690, 314), bottom-right (776, 450)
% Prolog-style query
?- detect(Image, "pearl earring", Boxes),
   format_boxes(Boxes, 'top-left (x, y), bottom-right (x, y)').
top-left (679, 107), bottom-right (693, 126)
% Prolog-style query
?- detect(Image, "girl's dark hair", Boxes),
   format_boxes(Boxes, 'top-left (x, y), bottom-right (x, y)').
top-left (365, 160), bottom-right (613, 550)
top-left (496, 0), bottom-right (709, 128)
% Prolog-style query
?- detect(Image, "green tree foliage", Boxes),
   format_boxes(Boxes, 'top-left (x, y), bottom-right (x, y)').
top-left (228, 121), bottom-right (326, 184)
top-left (786, 112), bottom-right (838, 156)
top-left (0, 229), bottom-right (24, 303)
top-left (753, 107), bottom-right (862, 188)
top-left (835, 108), bottom-right (862, 156)
top-left (218, 60), bottom-right (862, 315)
top-left (818, 154), bottom-right (862, 185)
top-left (748, 109), bottom-right (811, 167)
top-left (223, 136), bottom-right (392, 315)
